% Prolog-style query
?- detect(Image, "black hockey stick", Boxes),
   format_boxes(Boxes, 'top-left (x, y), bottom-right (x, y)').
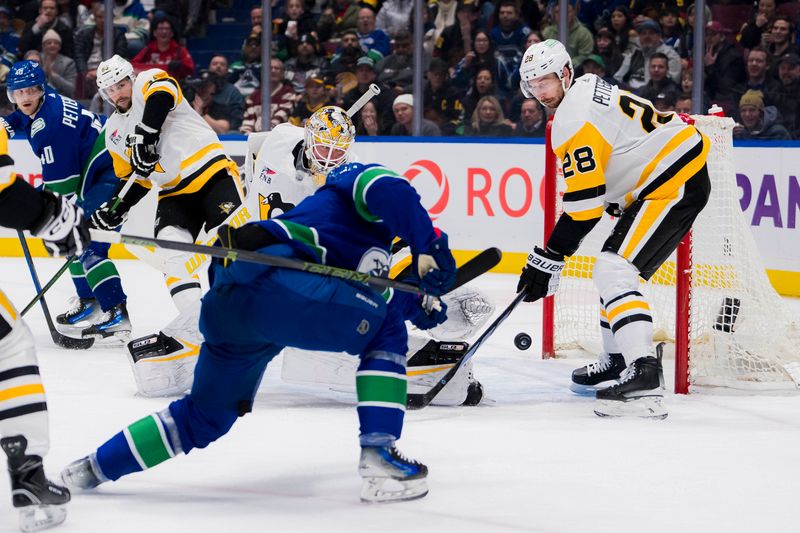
top-left (19, 178), bottom-right (139, 317)
top-left (90, 229), bottom-right (431, 296)
top-left (396, 247), bottom-right (502, 292)
top-left (17, 231), bottom-right (95, 349)
top-left (406, 290), bottom-right (527, 410)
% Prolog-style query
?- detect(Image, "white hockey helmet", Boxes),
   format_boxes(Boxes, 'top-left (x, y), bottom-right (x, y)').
top-left (304, 105), bottom-right (356, 180)
top-left (519, 39), bottom-right (573, 98)
top-left (96, 54), bottom-right (135, 104)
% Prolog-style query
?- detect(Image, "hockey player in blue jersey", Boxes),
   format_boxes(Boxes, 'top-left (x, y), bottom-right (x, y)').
top-left (61, 158), bottom-right (458, 503)
top-left (2, 60), bottom-right (131, 344)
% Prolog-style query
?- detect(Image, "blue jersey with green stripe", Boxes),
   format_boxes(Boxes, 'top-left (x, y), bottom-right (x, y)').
top-left (258, 163), bottom-right (438, 276)
top-left (5, 88), bottom-right (116, 200)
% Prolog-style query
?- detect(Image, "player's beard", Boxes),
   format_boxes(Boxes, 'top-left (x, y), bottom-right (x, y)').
top-left (114, 97), bottom-right (132, 113)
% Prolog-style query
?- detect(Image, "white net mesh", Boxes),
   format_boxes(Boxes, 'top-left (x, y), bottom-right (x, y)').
top-left (551, 115), bottom-right (800, 390)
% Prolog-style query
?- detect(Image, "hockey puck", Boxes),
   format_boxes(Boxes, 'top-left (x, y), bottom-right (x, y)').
top-left (514, 332), bottom-right (532, 351)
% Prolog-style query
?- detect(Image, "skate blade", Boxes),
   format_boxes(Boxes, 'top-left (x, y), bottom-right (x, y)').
top-left (594, 396), bottom-right (668, 420)
top-left (569, 381), bottom-right (615, 396)
top-left (360, 477), bottom-right (428, 503)
top-left (83, 330), bottom-right (132, 347)
top-left (19, 505), bottom-right (67, 532)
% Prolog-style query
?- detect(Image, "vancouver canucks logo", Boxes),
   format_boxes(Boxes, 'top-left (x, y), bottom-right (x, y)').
top-left (30, 118), bottom-right (45, 138)
top-left (357, 247), bottom-right (390, 278)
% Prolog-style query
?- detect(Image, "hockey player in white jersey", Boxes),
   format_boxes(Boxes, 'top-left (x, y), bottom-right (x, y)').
top-left (89, 55), bottom-right (246, 397)
top-left (517, 40), bottom-right (711, 418)
top-left (245, 111), bottom-right (492, 406)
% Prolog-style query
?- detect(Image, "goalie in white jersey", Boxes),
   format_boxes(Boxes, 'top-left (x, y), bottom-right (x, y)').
top-left (517, 40), bottom-right (711, 419)
top-left (90, 55), bottom-right (245, 397)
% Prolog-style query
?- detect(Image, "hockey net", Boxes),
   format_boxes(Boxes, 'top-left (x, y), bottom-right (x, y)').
top-left (541, 115), bottom-right (800, 392)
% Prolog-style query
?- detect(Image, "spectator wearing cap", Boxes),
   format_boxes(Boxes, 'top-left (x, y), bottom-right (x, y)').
top-left (230, 33), bottom-right (263, 97)
top-left (776, 53), bottom-right (800, 137)
top-left (739, 0), bottom-right (778, 50)
top-left (581, 54), bottom-right (624, 90)
top-left (75, 2), bottom-right (128, 98)
top-left (208, 55), bottom-right (244, 132)
top-left (733, 89), bottom-right (790, 140)
top-left (541, 1), bottom-right (591, 68)
top-left (423, 57), bottom-right (462, 136)
top-left (652, 91), bottom-right (677, 113)
top-left (464, 95), bottom-right (512, 137)
top-left (703, 21), bottom-right (745, 114)
top-left (275, 0), bottom-right (317, 59)
top-left (289, 75), bottom-right (333, 127)
top-left (132, 16), bottom-right (194, 80)
top-left (434, 0), bottom-right (481, 69)
top-left (491, 0), bottom-right (532, 68)
top-left (317, 0), bottom-right (360, 42)
top-left (356, 7), bottom-right (390, 62)
top-left (614, 18), bottom-right (681, 90)
top-left (513, 98), bottom-right (545, 138)
top-left (113, 0), bottom-right (149, 57)
top-left (39, 28), bottom-right (76, 97)
top-left (0, 7), bottom-right (19, 58)
top-left (635, 52), bottom-right (680, 103)
top-left (241, 57), bottom-right (296, 133)
top-left (390, 94), bottom-right (441, 136)
top-left (285, 33), bottom-right (331, 94)
top-left (376, 29), bottom-right (414, 95)
top-left (731, 46), bottom-right (783, 116)
top-left (375, 0), bottom-right (414, 38)
top-left (341, 56), bottom-right (395, 130)
top-left (765, 15), bottom-right (798, 78)
top-left (18, 0), bottom-right (74, 58)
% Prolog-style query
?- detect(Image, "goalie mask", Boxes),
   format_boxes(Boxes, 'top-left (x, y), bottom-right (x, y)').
top-left (304, 106), bottom-right (356, 183)
top-left (519, 39), bottom-right (573, 103)
top-left (96, 54), bottom-right (135, 108)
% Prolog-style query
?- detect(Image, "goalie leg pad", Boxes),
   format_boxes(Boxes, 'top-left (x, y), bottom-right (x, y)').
top-left (407, 337), bottom-right (478, 406)
top-left (127, 333), bottom-right (200, 397)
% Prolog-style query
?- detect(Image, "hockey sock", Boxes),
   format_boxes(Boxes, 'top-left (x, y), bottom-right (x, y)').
top-left (602, 290), bottom-right (653, 359)
top-left (68, 261), bottom-right (93, 299)
top-left (356, 351), bottom-right (406, 447)
top-left (82, 249), bottom-right (126, 311)
top-left (95, 408), bottom-right (182, 481)
top-left (598, 298), bottom-right (622, 355)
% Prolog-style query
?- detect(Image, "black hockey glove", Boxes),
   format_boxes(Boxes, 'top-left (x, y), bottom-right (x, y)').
top-left (415, 230), bottom-right (457, 296)
top-left (31, 190), bottom-right (91, 257)
top-left (517, 246), bottom-right (565, 302)
top-left (216, 223), bottom-right (276, 267)
top-left (409, 294), bottom-right (448, 331)
top-left (90, 199), bottom-right (130, 230)
top-left (127, 124), bottom-right (160, 177)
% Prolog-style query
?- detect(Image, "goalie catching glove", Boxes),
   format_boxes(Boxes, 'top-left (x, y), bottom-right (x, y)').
top-left (517, 246), bottom-right (565, 302)
top-left (126, 123), bottom-right (160, 176)
top-left (414, 230), bottom-right (457, 296)
top-left (31, 190), bottom-right (91, 257)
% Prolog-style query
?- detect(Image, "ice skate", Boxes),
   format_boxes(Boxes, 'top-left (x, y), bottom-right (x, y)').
top-left (570, 352), bottom-right (627, 395)
top-left (461, 371), bottom-right (484, 406)
top-left (81, 302), bottom-right (131, 345)
top-left (594, 344), bottom-right (667, 420)
top-left (60, 453), bottom-right (108, 491)
top-left (1, 436), bottom-right (70, 532)
top-left (55, 296), bottom-right (100, 327)
top-left (359, 445), bottom-right (428, 503)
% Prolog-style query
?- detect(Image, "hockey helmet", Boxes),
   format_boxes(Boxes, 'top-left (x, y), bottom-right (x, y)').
top-left (519, 39), bottom-right (573, 99)
top-left (96, 54), bottom-right (135, 104)
top-left (6, 60), bottom-right (45, 103)
top-left (304, 105), bottom-right (356, 180)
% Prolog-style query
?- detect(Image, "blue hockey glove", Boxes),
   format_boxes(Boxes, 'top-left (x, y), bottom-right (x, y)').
top-left (409, 295), bottom-right (448, 330)
top-left (126, 124), bottom-right (160, 176)
top-left (415, 230), bottom-right (456, 296)
top-left (517, 246), bottom-right (565, 302)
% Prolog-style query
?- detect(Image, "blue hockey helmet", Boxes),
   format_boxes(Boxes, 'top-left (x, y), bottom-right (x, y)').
top-left (6, 60), bottom-right (46, 103)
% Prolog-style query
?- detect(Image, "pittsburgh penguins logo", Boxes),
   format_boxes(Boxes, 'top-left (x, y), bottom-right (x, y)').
top-left (259, 192), bottom-right (295, 220)
top-left (219, 201), bottom-right (237, 215)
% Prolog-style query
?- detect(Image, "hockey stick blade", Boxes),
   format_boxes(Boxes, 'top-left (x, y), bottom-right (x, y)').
top-left (17, 232), bottom-right (94, 350)
top-left (90, 229), bottom-right (427, 296)
top-left (451, 248), bottom-right (501, 291)
top-left (407, 291), bottom-right (526, 410)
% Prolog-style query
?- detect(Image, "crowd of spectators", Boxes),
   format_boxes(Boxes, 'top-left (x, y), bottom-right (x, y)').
top-left (0, 0), bottom-right (799, 139)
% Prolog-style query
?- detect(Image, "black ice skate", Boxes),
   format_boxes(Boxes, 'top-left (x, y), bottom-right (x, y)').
top-left (359, 445), bottom-right (428, 503)
top-left (60, 453), bottom-right (108, 491)
top-left (1, 435), bottom-right (70, 532)
top-left (570, 352), bottom-right (627, 394)
top-left (81, 302), bottom-right (131, 345)
top-left (594, 344), bottom-right (667, 420)
top-left (462, 370), bottom-right (484, 406)
top-left (56, 296), bottom-right (100, 327)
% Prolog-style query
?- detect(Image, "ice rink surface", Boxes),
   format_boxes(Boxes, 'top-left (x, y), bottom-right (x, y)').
top-left (1, 257), bottom-right (798, 533)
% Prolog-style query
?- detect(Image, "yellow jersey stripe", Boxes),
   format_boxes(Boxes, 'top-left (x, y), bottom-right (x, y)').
top-left (0, 291), bottom-right (17, 322)
top-left (569, 205), bottom-right (605, 222)
top-left (181, 143), bottom-right (225, 171)
top-left (158, 158), bottom-right (233, 199)
top-left (606, 300), bottom-right (651, 322)
top-left (0, 384), bottom-right (45, 402)
top-left (407, 364), bottom-right (455, 376)
top-left (644, 134), bottom-right (710, 200)
top-left (623, 126), bottom-right (697, 205)
top-left (622, 199), bottom-right (672, 258)
top-left (389, 255), bottom-right (413, 279)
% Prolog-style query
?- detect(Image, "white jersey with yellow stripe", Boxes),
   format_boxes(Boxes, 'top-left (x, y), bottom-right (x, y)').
top-left (105, 68), bottom-right (239, 198)
top-left (0, 289), bottom-right (19, 340)
top-left (551, 74), bottom-right (709, 222)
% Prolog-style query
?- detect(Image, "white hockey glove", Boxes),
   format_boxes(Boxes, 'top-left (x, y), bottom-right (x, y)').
top-left (31, 190), bottom-right (91, 257)
top-left (126, 124), bottom-right (160, 176)
top-left (428, 286), bottom-right (495, 341)
top-left (517, 246), bottom-right (565, 302)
